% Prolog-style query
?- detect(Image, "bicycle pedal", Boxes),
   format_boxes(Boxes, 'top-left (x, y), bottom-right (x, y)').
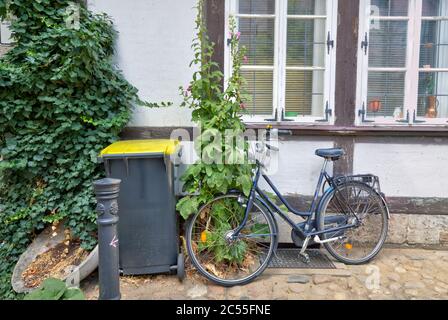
top-left (299, 252), bottom-right (310, 264)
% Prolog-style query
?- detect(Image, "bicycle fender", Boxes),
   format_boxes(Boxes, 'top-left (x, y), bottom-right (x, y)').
top-left (317, 184), bottom-right (391, 221)
top-left (379, 193), bottom-right (391, 220)
top-left (316, 186), bottom-right (335, 218)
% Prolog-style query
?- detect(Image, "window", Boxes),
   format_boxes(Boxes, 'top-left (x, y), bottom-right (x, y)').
top-left (357, 0), bottom-right (448, 125)
top-left (225, 0), bottom-right (338, 123)
top-left (0, 19), bottom-right (13, 45)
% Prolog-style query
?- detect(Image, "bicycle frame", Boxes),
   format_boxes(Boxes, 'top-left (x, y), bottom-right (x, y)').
top-left (234, 159), bottom-right (358, 240)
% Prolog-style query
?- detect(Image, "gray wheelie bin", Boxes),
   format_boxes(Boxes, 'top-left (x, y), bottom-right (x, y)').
top-left (99, 139), bottom-right (184, 280)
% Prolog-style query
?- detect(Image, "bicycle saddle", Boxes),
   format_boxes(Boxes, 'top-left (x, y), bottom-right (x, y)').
top-left (315, 148), bottom-right (345, 161)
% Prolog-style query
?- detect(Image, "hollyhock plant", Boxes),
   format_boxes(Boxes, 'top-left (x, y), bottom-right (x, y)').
top-left (177, 1), bottom-right (252, 221)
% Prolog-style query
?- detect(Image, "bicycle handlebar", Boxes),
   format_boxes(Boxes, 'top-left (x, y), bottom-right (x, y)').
top-left (265, 144), bottom-right (279, 152)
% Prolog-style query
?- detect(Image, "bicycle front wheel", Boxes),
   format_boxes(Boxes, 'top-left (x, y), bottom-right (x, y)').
top-left (186, 194), bottom-right (277, 287)
top-left (318, 182), bottom-right (388, 265)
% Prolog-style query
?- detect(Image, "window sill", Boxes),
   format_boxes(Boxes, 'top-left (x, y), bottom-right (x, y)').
top-left (244, 122), bottom-right (448, 137)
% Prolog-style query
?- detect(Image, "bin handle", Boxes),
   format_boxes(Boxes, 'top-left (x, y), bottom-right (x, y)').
top-left (104, 159), bottom-right (111, 177)
top-left (124, 157), bottom-right (129, 177)
top-left (163, 155), bottom-right (169, 174)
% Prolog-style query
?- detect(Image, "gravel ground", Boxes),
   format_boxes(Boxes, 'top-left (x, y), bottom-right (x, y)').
top-left (81, 247), bottom-right (448, 300)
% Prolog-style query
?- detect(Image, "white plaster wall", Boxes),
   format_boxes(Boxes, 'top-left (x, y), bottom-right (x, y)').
top-left (177, 138), bottom-right (334, 196)
top-left (354, 141), bottom-right (448, 198)
top-left (263, 139), bottom-right (334, 242)
top-left (88, 0), bottom-right (196, 127)
top-left (259, 140), bottom-right (334, 196)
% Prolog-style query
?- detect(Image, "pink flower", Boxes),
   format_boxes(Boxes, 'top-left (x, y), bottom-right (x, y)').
top-left (183, 85), bottom-right (192, 97)
top-left (229, 31), bottom-right (241, 40)
top-left (243, 55), bottom-right (248, 63)
top-left (240, 103), bottom-right (246, 110)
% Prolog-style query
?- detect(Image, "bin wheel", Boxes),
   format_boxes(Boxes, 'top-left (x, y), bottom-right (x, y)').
top-left (177, 252), bottom-right (185, 282)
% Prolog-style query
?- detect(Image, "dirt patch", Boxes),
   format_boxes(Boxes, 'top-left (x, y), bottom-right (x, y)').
top-left (22, 240), bottom-right (88, 288)
top-left (0, 45), bottom-right (13, 57)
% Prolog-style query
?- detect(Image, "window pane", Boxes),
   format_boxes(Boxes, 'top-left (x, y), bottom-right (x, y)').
top-left (369, 21), bottom-right (408, 68)
top-left (287, 18), bottom-right (326, 67)
top-left (239, 18), bottom-right (275, 66)
top-left (420, 20), bottom-right (448, 69)
top-left (420, 0), bottom-right (448, 70)
top-left (370, 0), bottom-right (409, 16)
top-left (417, 72), bottom-right (448, 118)
top-left (285, 70), bottom-right (324, 117)
top-left (239, 0), bottom-right (275, 15)
top-left (288, 0), bottom-right (326, 15)
top-left (422, 0), bottom-right (442, 17)
top-left (241, 70), bottom-right (274, 115)
top-left (367, 72), bottom-right (405, 118)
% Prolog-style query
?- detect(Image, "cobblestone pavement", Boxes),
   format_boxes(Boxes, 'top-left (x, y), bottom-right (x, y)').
top-left (81, 248), bottom-right (448, 300)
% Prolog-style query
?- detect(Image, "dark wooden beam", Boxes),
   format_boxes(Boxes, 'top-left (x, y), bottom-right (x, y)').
top-left (333, 136), bottom-right (354, 176)
top-left (122, 126), bottom-right (448, 139)
top-left (285, 196), bottom-right (448, 216)
top-left (205, 0), bottom-right (225, 75)
top-left (334, 0), bottom-right (360, 126)
top-left (385, 197), bottom-right (448, 215)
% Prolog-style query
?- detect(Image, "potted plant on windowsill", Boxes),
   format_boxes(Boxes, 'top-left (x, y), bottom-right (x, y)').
top-left (368, 98), bottom-right (382, 113)
top-left (424, 73), bottom-right (438, 118)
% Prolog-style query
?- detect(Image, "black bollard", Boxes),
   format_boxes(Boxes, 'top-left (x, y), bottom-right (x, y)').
top-left (94, 178), bottom-right (121, 300)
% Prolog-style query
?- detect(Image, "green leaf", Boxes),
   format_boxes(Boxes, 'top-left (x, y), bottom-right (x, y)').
top-left (176, 197), bottom-right (199, 220)
top-left (237, 175), bottom-right (253, 197)
top-left (24, 278), bottom-right (66, 300)
top-left (205, 165), bottom-right (213, 177)
top-left (63, 288), bottom-right (85, 300)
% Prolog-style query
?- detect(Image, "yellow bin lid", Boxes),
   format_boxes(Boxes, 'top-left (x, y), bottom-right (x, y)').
top-left (100, 139), bottom-right (179, 157)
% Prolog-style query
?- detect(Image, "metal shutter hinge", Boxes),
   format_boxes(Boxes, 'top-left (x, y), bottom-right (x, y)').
top-left (316, 102), bottom-right (333, 122)
top-left (361, 32), bottom-right (369, 55)
top-left (358, 102), bottom-right (374, 123)
top-left (327, 32), bottom-right (334, 54)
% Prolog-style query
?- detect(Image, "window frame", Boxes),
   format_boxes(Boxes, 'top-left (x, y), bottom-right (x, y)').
top-left (356, 0), bottom-right (448, 126)
top-left (224, 0), bottom-right (339, 124)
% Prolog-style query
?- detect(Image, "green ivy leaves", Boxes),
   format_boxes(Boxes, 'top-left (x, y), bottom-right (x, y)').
top-left (0, 1), bottom-right (149, 298)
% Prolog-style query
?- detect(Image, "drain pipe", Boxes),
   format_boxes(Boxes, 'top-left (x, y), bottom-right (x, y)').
top-left (94, 178), bottom-right (121, 300)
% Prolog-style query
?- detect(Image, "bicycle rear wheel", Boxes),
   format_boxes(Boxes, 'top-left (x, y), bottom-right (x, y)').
top-left (186, 194), bottom-right (277, 287)
top-left (318, 181), bottom-right (388, 265)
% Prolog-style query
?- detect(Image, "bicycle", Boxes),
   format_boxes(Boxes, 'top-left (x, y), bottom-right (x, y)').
top-left (185, 128), bottom-right (389, 287)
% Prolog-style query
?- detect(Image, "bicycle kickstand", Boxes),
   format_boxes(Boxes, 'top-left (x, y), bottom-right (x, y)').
top-left (299, 236), bottom-right (311, 264)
